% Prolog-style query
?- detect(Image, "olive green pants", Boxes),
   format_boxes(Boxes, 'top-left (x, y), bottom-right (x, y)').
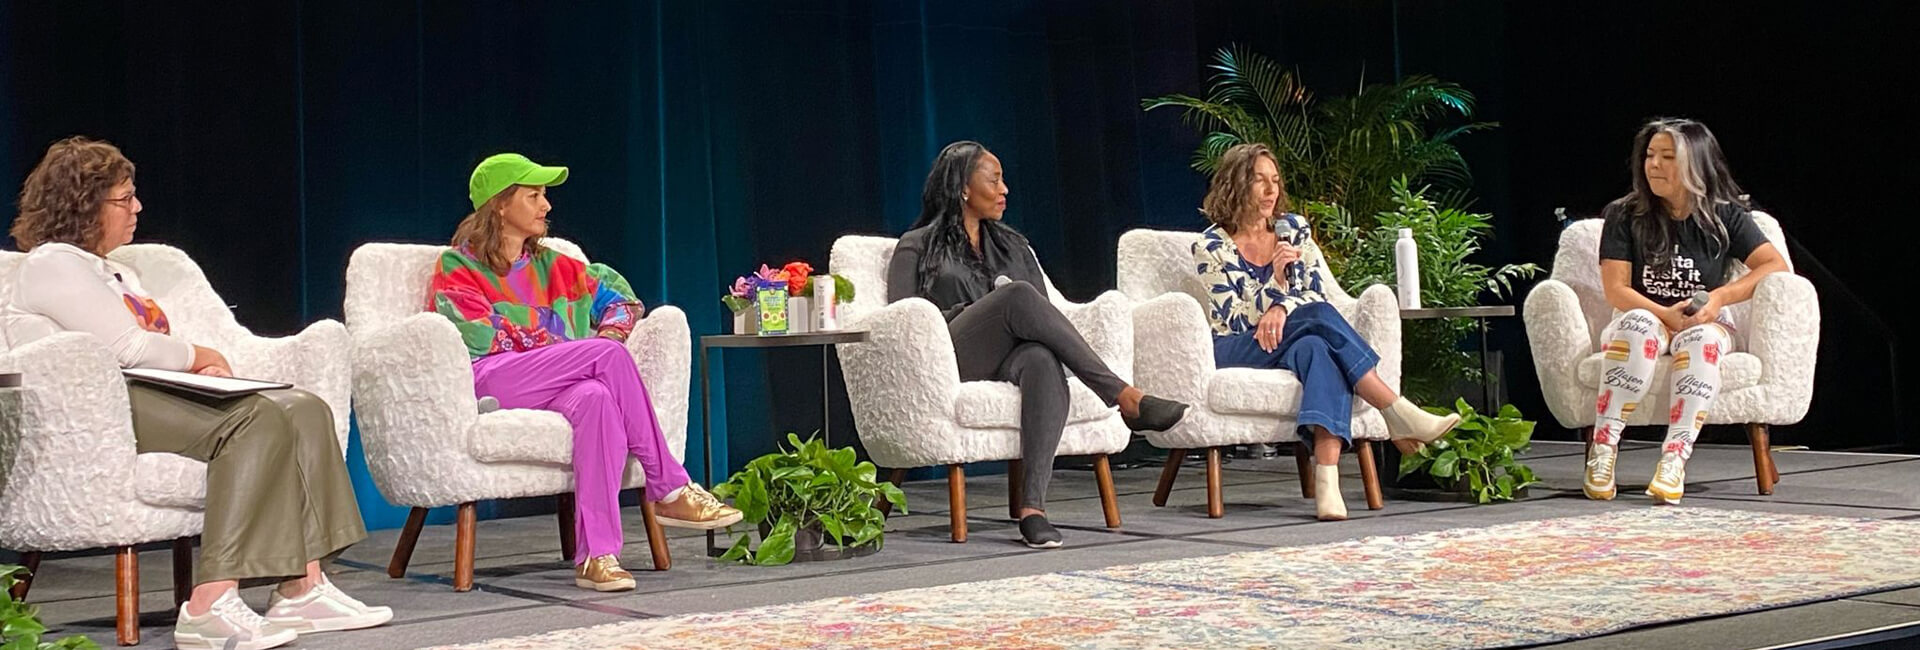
top-left (128, 384), bottom-right (367, 585)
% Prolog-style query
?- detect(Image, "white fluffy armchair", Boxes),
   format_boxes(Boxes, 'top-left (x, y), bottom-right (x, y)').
top-left (344, 238), bottom-right (691, 590)
top-left (0, 243), bottom-right (352, 645)
top-left (1523, 212), bottom-right (1817, 495)
top-left (1117, 229), bottom-right (1400, 518)
top-left (827, 235), bottom-right (1131, 542)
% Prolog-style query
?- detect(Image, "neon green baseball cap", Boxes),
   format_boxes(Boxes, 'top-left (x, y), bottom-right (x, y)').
top-left (468, 153), bottom-right (569, 209)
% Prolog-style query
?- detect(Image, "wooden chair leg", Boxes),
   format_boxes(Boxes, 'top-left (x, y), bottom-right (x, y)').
top-left (1093, 454), bottom-right (1122, 528)
top-left (114, 546), bottom-right (138, 646)
top-left (1007, 459), bottom-right (1025, 521)
top-left (556, 493), bottom-right (577, 564)
top-left (1357, 441), bottom-right (1385, 511)
top-left (388, 507), bottom-right (428, 578)
top-left (453, 502), bottom-right (477, 592)
top-left (1747, 423), bottom-right (1777, 495)
top-left (1205, 447), bottom-right (1225, 519)
top-left (876, 468), bottom-right (907, 516)
top-left (1152, 448), bottom-right (1185, 507)
top-left (948, 464), bottom-right (967, 543)
top-left (1294, 442), bottom-right (1314, 498)
top-left (639, 499), bottom-right (671, 571)
top-left (172, 537), bottom-right (194, 607)
top-left (9, 551), bottom-right (40, 601)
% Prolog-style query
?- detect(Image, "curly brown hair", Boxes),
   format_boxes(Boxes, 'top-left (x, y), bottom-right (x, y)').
top-left (450, 185), bottom-right (545, 274)
top-left (1200, 143), bottom-right (1288, 236)
top-left (11, 137), bottom-right (135, 253)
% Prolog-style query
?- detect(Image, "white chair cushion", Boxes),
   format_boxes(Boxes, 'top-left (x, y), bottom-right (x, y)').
top-left (1205, 367), bottom-right (1373, 417)
top-left (953, 378), bottom-right (1112, 429)
top-left (468, 409), bottom-right (576, 465)
top-left (134, 453), bottom-right (207, 509)
top-left (1575, 351), bottom-right (1763, 393)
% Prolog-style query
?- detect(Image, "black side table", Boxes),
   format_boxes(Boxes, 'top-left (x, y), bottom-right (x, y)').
top-left (1397, 305), bottom-right (1516, 411)
top-left (698, 330), bottom-right (868, 556)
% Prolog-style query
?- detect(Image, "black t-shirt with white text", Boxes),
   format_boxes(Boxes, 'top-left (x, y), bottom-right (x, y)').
top-left (1598, 202), bottom-right (1770, 303)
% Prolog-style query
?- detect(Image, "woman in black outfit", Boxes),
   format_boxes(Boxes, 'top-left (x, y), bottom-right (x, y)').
top-left (886, 141), bottom-right (1187, 549)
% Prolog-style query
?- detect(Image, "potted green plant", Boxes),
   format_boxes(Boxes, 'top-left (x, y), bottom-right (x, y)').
top-left (1396, 399), bottom-right (1540, 503)
top-left (2, 565), bottom-right (100, 649)
top-left (711, 433), bottom-right (907, 566)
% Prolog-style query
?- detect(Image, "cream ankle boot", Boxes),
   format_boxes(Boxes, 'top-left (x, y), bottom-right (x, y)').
top-left (1382, 398), bottom-right (1460, 444)
top-left (1315, 465), bottom-right (1347, 521)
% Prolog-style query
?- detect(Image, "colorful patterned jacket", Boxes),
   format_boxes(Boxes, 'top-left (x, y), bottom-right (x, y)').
top-left (1191, 212), bottom-right (1330, 337)
top-left (427, 245), bottom-right (645, 358)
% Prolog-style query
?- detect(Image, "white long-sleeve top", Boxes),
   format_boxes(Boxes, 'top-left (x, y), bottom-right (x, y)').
top-left (1, 242), bottom-right (196, 370)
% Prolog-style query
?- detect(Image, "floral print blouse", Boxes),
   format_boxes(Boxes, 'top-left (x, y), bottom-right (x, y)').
top-left (1191, 212), bottom-right (1329, 337)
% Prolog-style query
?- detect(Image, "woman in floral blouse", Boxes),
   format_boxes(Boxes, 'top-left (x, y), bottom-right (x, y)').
top-left (1192, 144), bottom-right (1459, 520)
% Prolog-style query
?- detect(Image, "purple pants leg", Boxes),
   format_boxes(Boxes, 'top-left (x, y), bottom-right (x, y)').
top-left (471, 337), bottom-right (692, 562)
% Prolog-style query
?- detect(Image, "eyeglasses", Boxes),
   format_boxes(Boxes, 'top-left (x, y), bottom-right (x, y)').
top-left (103, 193), bottom-right (137, 205)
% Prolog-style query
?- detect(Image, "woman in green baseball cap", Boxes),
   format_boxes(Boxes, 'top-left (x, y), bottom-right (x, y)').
top-left (426, 153), bottom-right (739, 593)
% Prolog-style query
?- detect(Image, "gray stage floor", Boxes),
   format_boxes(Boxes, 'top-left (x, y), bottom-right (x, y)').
top-left (12, 441), bottom-right (1919, 649)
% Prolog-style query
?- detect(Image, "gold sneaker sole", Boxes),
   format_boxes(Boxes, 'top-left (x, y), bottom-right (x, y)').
top-left (575, 577), bottom-right (636, 592)
top-left (1583, 484), bottom-right (1617, 500)
top-left (1646, 486), bottom-right (1683, 505)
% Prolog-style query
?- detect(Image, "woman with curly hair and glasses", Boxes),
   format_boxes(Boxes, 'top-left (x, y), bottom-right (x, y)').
top-left (2, 137), bottom-right (389, 650)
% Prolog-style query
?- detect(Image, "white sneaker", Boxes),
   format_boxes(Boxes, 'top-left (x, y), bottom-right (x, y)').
top-left (1583, 444), bottom-right (1618, 501)
top-left (174, 589), bottom-right (298, 650)
top-left (265, 578), bottom-right (394, 633)
top-left (1647, 452), bottom-right (1687, 505)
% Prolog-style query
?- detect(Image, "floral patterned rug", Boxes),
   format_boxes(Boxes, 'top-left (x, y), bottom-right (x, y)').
top-left (433, 508), bottom-right (1920, 649)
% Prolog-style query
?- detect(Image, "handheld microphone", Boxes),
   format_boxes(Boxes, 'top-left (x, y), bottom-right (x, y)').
top-left (994, 275), bottom-right (1013, 289)
top-left (477, 396), bottom-right (500, 414)
top-left (1680, 291), bottom-right (1710, 316)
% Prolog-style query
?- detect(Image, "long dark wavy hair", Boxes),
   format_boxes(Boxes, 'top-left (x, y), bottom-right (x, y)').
top-left (908, 141), bottom-right (1018, 296)
top-left (1612, 118), bottom-right (1748, 265)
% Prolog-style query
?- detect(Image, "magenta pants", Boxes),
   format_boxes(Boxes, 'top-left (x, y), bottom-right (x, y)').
top-left (471, 337), bottom-right (691, 562)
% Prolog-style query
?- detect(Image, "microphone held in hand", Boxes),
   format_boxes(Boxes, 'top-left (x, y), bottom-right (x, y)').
top-left (994, 275), bottom-right (1013, 289)
top-left (1681, 291), bottom-right (1710, 317)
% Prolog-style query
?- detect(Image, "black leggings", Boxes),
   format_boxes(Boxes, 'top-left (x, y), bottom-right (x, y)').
top-left (947, 281), bottom-right (1127, 510)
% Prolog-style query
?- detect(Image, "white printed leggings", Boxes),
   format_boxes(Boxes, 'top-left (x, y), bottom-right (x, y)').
top-left (1591, 309), bottom-right (1733, 462)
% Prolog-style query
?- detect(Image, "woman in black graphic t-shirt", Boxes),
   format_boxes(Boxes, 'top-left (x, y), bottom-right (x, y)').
top-left (1583, 119), bottom-right (1789, 506)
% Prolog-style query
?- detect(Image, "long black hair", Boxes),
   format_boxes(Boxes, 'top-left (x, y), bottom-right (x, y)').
top-left (909, 140), bottom-right (1019, 296)
top-left (1614, 118), bottom-right (1748, 265)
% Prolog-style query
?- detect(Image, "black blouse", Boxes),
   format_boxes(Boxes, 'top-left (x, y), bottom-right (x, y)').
top-left (886, 224), bottom-right (1045, 321)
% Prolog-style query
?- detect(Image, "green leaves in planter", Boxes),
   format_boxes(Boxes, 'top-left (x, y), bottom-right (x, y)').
top-left (711, 433), bottom-right (906, 566)
top-left (1, 565), bottom-right (100, 649)
top-left (1398, 399), bottom-right (1539, 503)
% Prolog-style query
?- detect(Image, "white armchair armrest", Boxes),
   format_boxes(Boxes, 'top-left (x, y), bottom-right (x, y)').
top-left (1742, 272), bottom-right (1820, 423)
top-left (1054, 290), bottom-right (1135, 382)
top-left (625, 305), bottom-right (692, 462)
top-left (1130, 292), bottom-right (1215, 406)
top-left (1347, 284), bottom-right (1403, 393)
top-left (836, 298), bottom-right (961, 459)
top-left (351, 313), bottom-right (478, 474)
top-left (221, 318), bottom-right (353, 449)
top-left (1524, 279), bottom-right (1594, 428)
top-left (0, 332), bottom-right (145, 543)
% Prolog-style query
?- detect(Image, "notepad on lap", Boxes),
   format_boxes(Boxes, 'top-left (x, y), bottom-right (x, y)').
top-left (123, 368), bottom-right (291, 398)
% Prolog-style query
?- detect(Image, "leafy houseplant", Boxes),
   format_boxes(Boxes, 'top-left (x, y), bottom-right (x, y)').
top-left (1, 565), bottom-right (100, 649)
top-left (1143, 44), bottom-right (1495, 238)
top-left (1313, 179), bottom-right (1539, 402)
top-left (710, 433), bottom-right (906, 566)
top-left (1398, 399), bottom-right (1540, 503)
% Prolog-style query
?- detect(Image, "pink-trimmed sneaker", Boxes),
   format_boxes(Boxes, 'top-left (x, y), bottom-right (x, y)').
top-left (264, 577), bottom-right (393, 633)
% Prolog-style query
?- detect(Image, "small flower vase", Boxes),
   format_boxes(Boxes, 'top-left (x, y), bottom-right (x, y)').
top-left (756, 286), bottom-right (789, 335)
top-left (788, 296), bottom-right (812, 333)
top-left (730, 306), bottom-right (757, 335)
top-left (812, 275), bottom-right (838, 331)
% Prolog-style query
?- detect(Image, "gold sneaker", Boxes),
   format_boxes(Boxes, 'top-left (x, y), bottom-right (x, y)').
top-left (1583, 444), bottom-right (1618, 501)
top-left (655, 484), bottom-right (744, 530)
top-left (574, 555), bottom-right (636, 592)
top-left (1646, 452), bottom-right (1686, 505)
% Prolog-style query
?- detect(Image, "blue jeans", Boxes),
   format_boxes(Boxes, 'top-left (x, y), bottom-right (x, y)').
top-left (1212, 302), bottom-right (1380, 448)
